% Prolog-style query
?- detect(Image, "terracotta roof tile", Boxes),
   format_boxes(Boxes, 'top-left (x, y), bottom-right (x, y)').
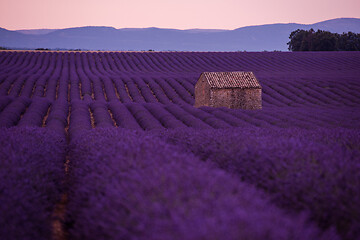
top-left (202, 72), bottom-right (261, 89)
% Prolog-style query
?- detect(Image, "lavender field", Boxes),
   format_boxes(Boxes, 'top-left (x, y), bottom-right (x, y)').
top-left (0, 50), bottom-right (359, 240)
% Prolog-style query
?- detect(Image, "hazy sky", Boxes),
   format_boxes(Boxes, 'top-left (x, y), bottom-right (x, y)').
top-left (1, 0), bottom-right (359, 30)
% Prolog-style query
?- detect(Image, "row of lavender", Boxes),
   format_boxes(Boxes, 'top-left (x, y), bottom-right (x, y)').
top-left (0, 127), bottom-right (360, 239)
top-left (3, 127), bottom-right (358, 239)
top-left (65, 128), bottom-right (346, 240)
top-left (0, 51), bottom-right (359, 132)
top-left (1, 51), bottom-right (360, 75)
top-left (0, 127), bottom-right (66, 240)
top-left (0, 52), bottom-right (359, 107)
top-left (156, 127), bottom-right (360, 240)
top-left (0, 127), bottom-right (340, 240)
top-left (1, 98), bottom-right (359, 140)
top-left (1, 72), bottom-right (359, 107)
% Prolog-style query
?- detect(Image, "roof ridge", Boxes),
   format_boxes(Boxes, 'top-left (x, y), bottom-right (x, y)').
top-left (201, 71), bottom-right (261, 89)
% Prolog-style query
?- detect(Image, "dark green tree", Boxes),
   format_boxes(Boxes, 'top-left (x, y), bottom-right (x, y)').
top-left (338, 32), bottom-right (360, 51)
top-left (311, 30), bottom-right (337, 51)
top-left (288, 29), bottom-right (360, 51)
top-left (287, 29), bottom-right (306, 51)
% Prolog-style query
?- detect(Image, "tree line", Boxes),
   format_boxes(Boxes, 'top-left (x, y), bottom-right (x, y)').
top-left (288, 29), bottom-right (360, 51)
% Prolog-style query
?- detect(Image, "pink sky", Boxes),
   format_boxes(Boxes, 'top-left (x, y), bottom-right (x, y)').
top-left (1, 0), bottom-right (360, 30)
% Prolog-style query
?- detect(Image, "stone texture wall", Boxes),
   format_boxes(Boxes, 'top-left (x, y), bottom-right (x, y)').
top-left (194, 75), bottom-right (211, 107)
top-left (195, 75), bottom-right (262, 109)
top-left (244, 88), bottom-right (262, 109)
top-left (209, 88), bottom-right (262, 109)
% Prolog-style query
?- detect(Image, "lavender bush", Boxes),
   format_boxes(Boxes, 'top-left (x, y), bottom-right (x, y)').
top-left (65, 128), bottom-right (337, 240)
top-left (157, 127), bottom-right (360, 239)
top-left (0, 127), bottom-right (66, 240)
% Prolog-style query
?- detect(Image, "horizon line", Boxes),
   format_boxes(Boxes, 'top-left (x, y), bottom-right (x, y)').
top-left (6, 17), bottom-right (360, 32)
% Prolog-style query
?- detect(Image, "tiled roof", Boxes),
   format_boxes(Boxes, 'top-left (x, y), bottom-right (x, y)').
top-left (202, 72), bottom-right (261, 89)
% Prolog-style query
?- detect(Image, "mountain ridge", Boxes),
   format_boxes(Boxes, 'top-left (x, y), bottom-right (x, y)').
top-left (1, 18), bottom-right (359, 51)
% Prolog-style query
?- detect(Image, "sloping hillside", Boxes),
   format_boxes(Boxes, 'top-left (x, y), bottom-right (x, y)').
top-left (0, 51), bottom-right (359, 240)
top-left (0, 51), bottom-right (359, 135)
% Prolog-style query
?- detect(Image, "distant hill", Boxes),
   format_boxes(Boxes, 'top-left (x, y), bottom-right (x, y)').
top-left (1, 18), bottom-right (359, 51)
top-left (16, 29), bottom-right (58, 35)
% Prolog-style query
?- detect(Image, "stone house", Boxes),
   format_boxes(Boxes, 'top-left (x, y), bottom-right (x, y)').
top-left (194, 72), bottom-right (262, 109)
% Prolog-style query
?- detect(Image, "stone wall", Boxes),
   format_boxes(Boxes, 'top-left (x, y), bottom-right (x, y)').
top-left (194, 75), bottom-right (211, 107)
top-left (195, 75), bottom-right (262, 109)
top-left (209, 88), bottom-right (262, 109)
top-left (244, 88), bottom-right (262, 109)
